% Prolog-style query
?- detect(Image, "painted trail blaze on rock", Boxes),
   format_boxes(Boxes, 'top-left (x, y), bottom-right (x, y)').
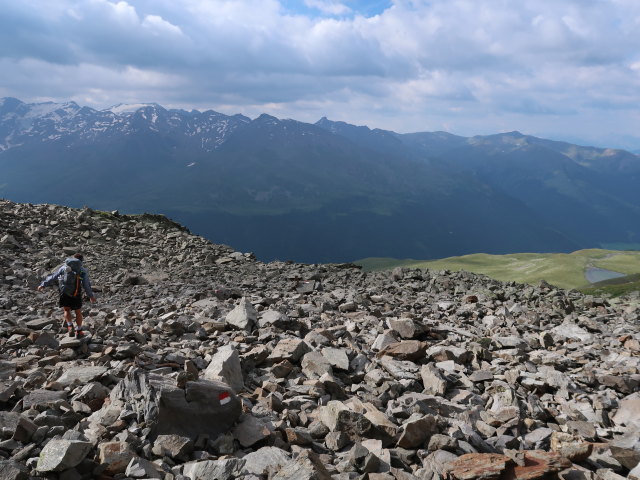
top-left (90, 368), bottom-right (242, 441)
top-left (219, 391), bottom-right (231, 405)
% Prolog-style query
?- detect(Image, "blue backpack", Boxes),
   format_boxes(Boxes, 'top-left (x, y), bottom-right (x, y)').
top-left (59, 257), bottom-right (84, 297)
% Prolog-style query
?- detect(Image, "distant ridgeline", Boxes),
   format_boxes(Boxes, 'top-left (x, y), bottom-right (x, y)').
top-left (1, 97), bottom-right (640, 263)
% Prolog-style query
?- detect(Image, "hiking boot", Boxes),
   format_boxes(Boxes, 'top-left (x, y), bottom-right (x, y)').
top-left (68, 328), bottom-right (75, 338)
top-left (76, 330), bottom-right (85, 338)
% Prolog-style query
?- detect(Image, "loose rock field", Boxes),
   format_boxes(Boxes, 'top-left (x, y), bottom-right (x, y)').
top-left (0, 199), bottom-right (639, 480)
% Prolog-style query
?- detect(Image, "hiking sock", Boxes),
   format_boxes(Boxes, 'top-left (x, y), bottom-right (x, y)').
top-left (66, 322), bottom-right (75, 337)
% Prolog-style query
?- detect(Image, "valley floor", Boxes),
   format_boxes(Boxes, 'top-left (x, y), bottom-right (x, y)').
top-left (356, 249), bottom-right (640, 291)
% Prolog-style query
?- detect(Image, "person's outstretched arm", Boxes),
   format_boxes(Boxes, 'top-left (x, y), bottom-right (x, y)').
top-left (37, 266), bottom-right (64, 292)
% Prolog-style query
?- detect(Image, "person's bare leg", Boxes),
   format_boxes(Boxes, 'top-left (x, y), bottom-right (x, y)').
top-left (74, 309), bottom-right (83, 335)
top-left (63, 307), bottom-right (75, 335)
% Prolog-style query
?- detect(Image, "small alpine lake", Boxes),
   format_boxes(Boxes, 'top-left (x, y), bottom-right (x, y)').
top-left (585, 267), bottom-right (627, 284)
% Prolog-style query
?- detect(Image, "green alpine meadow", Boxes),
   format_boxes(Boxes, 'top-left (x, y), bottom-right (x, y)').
top-left (357, 248), bottom-right (640, 293)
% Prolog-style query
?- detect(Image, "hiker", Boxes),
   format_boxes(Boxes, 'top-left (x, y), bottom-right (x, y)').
top-left (37, 253), bottom-right (97, 337)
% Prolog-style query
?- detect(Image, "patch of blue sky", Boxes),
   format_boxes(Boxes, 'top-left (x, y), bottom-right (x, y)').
top-left (280, 0), bottom-right (392, 18)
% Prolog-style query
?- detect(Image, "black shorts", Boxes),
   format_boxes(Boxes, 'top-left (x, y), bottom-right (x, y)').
top-left (59, 294), bottom-right (82, 310)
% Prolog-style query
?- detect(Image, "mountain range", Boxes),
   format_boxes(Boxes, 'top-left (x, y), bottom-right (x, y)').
top-left (1, 97), bottom-right (639, 263)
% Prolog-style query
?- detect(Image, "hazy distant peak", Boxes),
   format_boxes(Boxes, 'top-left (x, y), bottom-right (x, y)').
top-left (0, 97), bottom-right (23, 107)
top-left (467, 131), bottom-right (534, 149)
top-left (316, 116), bottom-right (338, 128)
top-left (254, 113), bottom-right (280, 124)
top-left (0, 97), bottom-right (25, 114)
top-left (54, 101), bottom-right (81, 113)
top-left (232, 113), bottom-right (251, 123)
top-left (316, 117), bottom-right (370, 130)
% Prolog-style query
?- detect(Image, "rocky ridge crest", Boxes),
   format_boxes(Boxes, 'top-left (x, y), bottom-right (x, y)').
top-left (0, 199), bottom-right (639, 480)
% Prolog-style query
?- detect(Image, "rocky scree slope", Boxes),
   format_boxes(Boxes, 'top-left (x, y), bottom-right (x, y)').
top-left (0, 199), bottom-right (639, 480)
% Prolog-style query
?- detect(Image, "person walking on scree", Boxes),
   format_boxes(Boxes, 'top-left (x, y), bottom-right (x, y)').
top-left (37, 253), bottom-right (97, 337)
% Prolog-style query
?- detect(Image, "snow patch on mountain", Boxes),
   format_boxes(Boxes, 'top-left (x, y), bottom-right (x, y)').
top-left (0, 97), bottom-right (254, 153)
top-left (20, 102), bottom-right (61, 119)
top-left (105, 103), bottom-right (162, 115)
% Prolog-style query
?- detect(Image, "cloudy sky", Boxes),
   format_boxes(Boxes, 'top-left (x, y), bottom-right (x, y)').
top-left (1, 0), bottom-right (639, 149)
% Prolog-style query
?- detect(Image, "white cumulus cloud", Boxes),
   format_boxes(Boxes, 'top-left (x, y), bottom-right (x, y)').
top-left (0, 0), bottom-right (639, 148)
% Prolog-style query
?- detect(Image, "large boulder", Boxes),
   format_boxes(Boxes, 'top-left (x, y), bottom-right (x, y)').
top-left (85, 369), bottom-right (241, 441)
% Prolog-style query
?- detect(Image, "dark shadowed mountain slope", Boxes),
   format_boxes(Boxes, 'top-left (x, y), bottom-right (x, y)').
top-left (316, 120), bottom-right (640, 250)
top-left (431, 132), bottom-right (640, 246)
top-left (2, 98), bottom-right (637, 261)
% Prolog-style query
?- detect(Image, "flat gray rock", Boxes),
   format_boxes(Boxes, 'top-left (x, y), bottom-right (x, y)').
top-left (34, 331), bottom-right (59, 349)
top-left (259, 309), bottom-right (290, 328)
top-left (232, 414), bottom-right (271, 448)
top-left (151, 434), bottom-right (194, 461)
top-left (25, 317), bottom-right (58, 330)
top-left (388, 317), bottom-right (417, 339)
top-left (22, 389), bottom-right (68, 409)
top-left (322, 346), bottom-right (350, 371)
top-left (36, 438), bottom-right (92, 472)
top-left (183, 458), bottom-right (246, 480)
top-left (225, 297), bottom-right (257, 331)
top-left (272, 450), bottom-right (332, 480)
top-left (268, 338), bottom-right (311, 363)
top-left (242, 446), bottom-right (291, 476)
top-left (0, 412), bottom-right (21, 436)
top-left (125, 457), bottom-right (162, 479)
top-left (612, 392), bottom-right (640, 428)
top-left (301, 351), bottom-right (333, 378)
top-left (59, 336), bottom-right (83, 349)
top-left (54, 366), bottom-right (108, 388)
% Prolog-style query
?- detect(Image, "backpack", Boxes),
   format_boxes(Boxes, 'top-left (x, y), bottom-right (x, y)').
top-left (59, 257), bottom-right (84, 297)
